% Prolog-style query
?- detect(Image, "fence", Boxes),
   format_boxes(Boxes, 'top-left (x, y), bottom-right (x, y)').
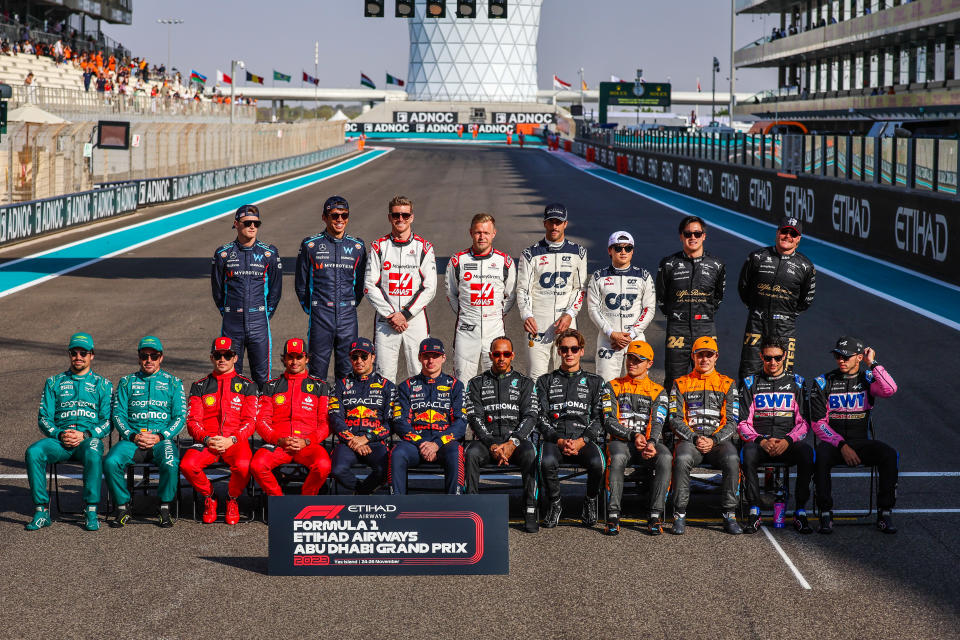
top-left (1, 120), bottom-right (344, 203)
top-left (590, 128), bottom-right (959, 197)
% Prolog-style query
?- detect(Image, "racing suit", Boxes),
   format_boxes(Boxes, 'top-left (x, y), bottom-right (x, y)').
top-left (328, 371), bottom-right (396, 494)
top-left (180, 370), bottom-right (258, 499)
top-left (655, 251), bottom-right (725, 395)
top-left (605, 376), bottom-right (671, 518)
top-left (211, 239), bottom-right (282, 386)
top-left (104, 369), bottom-right (186, 506)
top-left (390, 372), bottom-right (467, 494)
top-left (737, 247), bottom-right (816, 379)
top-left (251, 372), bottom-right (331, 496)
top-left (295, 231), bottom-right (367, 381)
top-left (445, 248), bottom-right (517, 380)
top-left (463, 369), bottom-right (538, 508)
top-left (26, 370), bottom-right (112, 506)
top-left (737, 372), bottom-right (813, 509)
top-left (516, 239), bottom-right (588, 380)
top-left (536, 369), bottom-right (617, 501)
top-left (364, 233), bottom-right (437, 382)
top-left (810, 365), bottom-right (898, 512)
top-left (669, 369), bottom-right (740, 513)
top-left (587, 265), bottom-right (656, 381)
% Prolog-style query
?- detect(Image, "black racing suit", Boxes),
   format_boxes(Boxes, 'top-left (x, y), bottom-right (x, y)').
top-left (655, 251), bottom-right (725, 402)
top-left (463, 369), bottom-right (539, 508)
top-left (737, 247), bottom-right (816, 380)
top-left (536, 369), bottom-right (617, 501)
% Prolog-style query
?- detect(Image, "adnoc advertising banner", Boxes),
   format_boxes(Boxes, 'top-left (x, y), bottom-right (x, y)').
top-left (268, 495), bottom-right (508, 576)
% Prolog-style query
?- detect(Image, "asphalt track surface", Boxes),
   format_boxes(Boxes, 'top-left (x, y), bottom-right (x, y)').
top-left (1, 143), bottom-right (958, 638)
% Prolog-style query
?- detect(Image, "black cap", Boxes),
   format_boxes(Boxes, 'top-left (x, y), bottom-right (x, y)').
top-left (831, 336), bottom-right (864, 358)
top-left (323, 195), bottom-right (349, 214)
top-left (779, 215), bottom-right (802, 235)
top-left (349, 337), bottom-right (375, 355)
top-left (418, 337), bottom-right (445, 356)
top-left (234, 204), bottom-right (260, 221)
top-left (543, 203), bottom-right (568, 221)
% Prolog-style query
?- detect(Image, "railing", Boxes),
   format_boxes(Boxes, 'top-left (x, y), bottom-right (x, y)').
top-left (584, 127), bottom-right (959, 196)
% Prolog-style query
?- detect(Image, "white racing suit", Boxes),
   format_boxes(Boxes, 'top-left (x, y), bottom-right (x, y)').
top-left (364, 233), bottom-right (437, 382)
top-left (445, 248), bottom-right (516, 380)
top-left (516, 239), bottom-right (588, 380)
top-left (587, 265), bottom-right (656, 381)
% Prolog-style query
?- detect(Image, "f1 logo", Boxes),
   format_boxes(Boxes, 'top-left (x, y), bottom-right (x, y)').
top-left (294, 505), bottom-right (344, 520)
top-left (389, 272), bottom-right (413, 296)
top-left (470, 282), bottom-right (495, 306)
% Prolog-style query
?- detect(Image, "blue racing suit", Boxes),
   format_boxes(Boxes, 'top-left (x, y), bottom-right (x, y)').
top-left (295, 232), bottom-right (367, 381)
top-left (211, 239), bottom-right (282, 386)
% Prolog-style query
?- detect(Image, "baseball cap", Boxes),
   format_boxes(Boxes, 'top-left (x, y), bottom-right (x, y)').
top-left (283, 338), bottom-right (307, 355)
top-left (68, 332), bottom-right (94, 350)
top-left (607, 230), bottom-right (635, 247)
top-left (234, 204), bottom-right (260, 221)
top-left (779, 215), bottom-right (803, 235)
top-left (626, 340), bottom-right (654, 361)
top-left (419, 337), bottom-right (445, 356)
top-left (831, 336), bottom-right (864, 358)
top-left (691, 336), bottom-right (719, 354)
top-left (211, 336), bottom-right (233, 352)
top-left (543, 203), bottom-right (568, 222)
top-left (137, 335), bottom-right (163, 352)
top-left (349, 337), bottom-right (375, 355)
top-left (323, 195), bottom-right (349, 214)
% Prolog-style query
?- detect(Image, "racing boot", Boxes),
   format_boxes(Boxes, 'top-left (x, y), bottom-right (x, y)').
top-left (672, 514), bottom-right (686, 535)
top-left (544, 500), bottom-right (562, 528)
top-left (648, 514), bottom-right (663, 536)
top-left (581, 496), bottom-right (598, 527)
top-left (83, 505), bottom-right (100, 531)
top-left (110, 503), bottom-right (131, 528)
top-left (201, 495), bottom-right (218, 524)
top-left (25, 505), bottom-right (52, 531)
top-left (225, 498), bottom-right (240, 525)
top-left (876, 510), bottom-right (897, 534)
top-left (158, 503), bottom-right (174, 529)
top-left (605, 513), bottom-right (620, 536)
top-left (523, 505), bottom-right (539, 533)
top-left (818, 510), bottom-right (834, 534)
top-left (722, 512), bottom-right (743, 535)
top-left (743, 507), bottom-right (761, 534)
top-left (793, 510), bottom-right (813, 534)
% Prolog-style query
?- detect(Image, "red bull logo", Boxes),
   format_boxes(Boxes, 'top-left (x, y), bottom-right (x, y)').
top-left (414, 409), bottom-right (446, 424)
top-left (346, 406), bottom-right (378, 419)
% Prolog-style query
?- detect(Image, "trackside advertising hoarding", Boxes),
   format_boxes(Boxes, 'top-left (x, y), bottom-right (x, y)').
top-left (268, 495), bottom-right (509, 576)
top-left (574, 139), bottom-right (959, 285)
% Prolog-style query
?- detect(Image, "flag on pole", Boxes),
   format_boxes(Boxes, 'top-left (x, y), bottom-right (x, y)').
top-left (553, 74), bottom-right (571, 89)
top-left (246, 71), bottom-right (264, 84)
top-left (581, 79), bottom-right (588, 91)
top-left (360, 72), bottom-right (376, 89)
top-left (217, 69), bottom-right (232, 85)
top-left (302, 71), bottom-right (319, 86)
top-left (697, 76), bottom-right (701, 92)
top-left (386, 72), bottom-right (405, 87)
top-left (189, 70), bottom-right (206, 84)
top-left (273, 70), bottom-right (292, 82)
top-left (610, 74), bottom-right (624, 83)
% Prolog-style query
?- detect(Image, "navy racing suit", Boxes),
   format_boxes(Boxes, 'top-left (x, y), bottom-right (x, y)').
top-left (328, 371), bottom-right (397, 494)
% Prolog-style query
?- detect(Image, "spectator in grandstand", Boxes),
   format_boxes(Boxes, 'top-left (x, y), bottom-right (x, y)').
top-left (669, 336), bottom-right (742, 535)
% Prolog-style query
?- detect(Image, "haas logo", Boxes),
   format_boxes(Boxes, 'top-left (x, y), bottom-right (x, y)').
top-left (539, 272), bottom-right (571, 289)
top-left (389, 272), bottom-right (413, 296)
top-left (605, 293), bottom-right (637, 311)
top-left (470, 282), bottom-right (495, 306)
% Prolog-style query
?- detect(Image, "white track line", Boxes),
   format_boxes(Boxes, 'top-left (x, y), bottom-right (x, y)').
top-left (762, 526), bottom-right (812, 589)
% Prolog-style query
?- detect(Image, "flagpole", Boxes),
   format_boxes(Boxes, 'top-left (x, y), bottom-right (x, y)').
top-left (579, 67), bottom-right (584, 114)
top-left (314, 41), bottom-right (319, 119)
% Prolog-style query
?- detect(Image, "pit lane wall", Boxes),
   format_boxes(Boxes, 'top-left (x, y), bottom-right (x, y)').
top-left (573, 139), bottom-right (958, 286)
top-left (0, 142), bottom-right (355, 248)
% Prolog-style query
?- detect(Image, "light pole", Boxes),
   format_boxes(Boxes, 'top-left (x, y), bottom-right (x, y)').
top-left (314, 41), bottom-right (319, 117)
top-left (729, 0), bottom-right (736, 125)
top-left (156, 19), bottom-right (183, 76)
top-left (712, 57), bottom-right (720, 123)
top-left (230, 59), bottom-right (245, 125)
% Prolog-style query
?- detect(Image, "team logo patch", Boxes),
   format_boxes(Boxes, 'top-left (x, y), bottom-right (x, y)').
top-left (306, 383), bottom-right (314, 392)
top-left (265, 251), bottom-right (272, 257)
top-left (371, 382), bottom-right (383, 388)
top-left (437, 385), bottom-right (451, 391)
top-left (220, 252), bottom-right (227, 258)
top-left (383, 261), bottom-right (392, 270)
top-left (275, 394), bottom-right (287, 405)
top-left (234, 383), bottom-right (242, 392)
top-left (204, 396), bottom-right (216, 406)
top-left (463, 272), bottom-right (472, 281)
top-left (355, 244), bottom-right (361, 250)
top-left (308, 242), bottom-right (315, 248)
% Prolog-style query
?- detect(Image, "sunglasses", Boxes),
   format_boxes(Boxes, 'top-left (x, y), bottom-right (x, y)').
top-left (212, 350), bottom-right (236, 360)
top-left (558, 345), bottom-right (582, 354)
top-left (350, 352), bottom-right (370, 361)
top-left (682, 230), bottom-right (704, 239)
top-left (612, 245), bottom-right (634, 253)
top-left (490, 351), bottom-right (513, 358)
top-left (833, 352), bottom-right (857, 361)
top-left (326, 212), bottom-right (349, 220)
top-left (761, 354), bottom-right (785, 363)
top-left (138, 352), bottom-right (162, 361)
top-left (69, 349), bottom-right (92, 358)
top-left (694, 350), bottom-right (717, 358)
top-left (626, 356), bottom-right (649, 364)
top-left (239, 220), bottom-right (261, 228)
top-left (390, 212), bottom-right (413, 220)
top-left (285, 353), bottom-right (307, 360)
top-left (779, 228), bottom-right (800, 238)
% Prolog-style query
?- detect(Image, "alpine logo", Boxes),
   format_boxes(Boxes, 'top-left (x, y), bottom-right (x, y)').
top-left (470, 282), bottom-right (495, 306)
top-left (294, 505), bottom-right (345, 520)
top-left (389, 272), bottom-right (414, 296)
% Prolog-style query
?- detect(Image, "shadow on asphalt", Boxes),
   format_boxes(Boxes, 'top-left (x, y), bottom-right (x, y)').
top-left (199, 555), bottom-right (269, 575)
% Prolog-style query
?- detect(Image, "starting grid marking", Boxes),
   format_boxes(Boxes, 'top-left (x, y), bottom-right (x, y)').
top-left (0, 147), bottom-right (392, 298)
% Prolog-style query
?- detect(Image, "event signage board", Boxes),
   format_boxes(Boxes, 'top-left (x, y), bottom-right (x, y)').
top-left (268, 495), bottom-right (509, 576)
top-left (492, 112), bottom-right (556, 125)
top-left (393, 111), bottom-right (459, 124)
top-left (345, 122), bottom-right (519, 134)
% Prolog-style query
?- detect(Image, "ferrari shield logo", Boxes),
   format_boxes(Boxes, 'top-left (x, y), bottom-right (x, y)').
top-left (234, 383), bottom-right (242, 392)
top-left (306, 383), bottom-right (314, 392)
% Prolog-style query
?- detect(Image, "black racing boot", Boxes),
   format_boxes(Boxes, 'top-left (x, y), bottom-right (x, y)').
top-left (544, 500), bottom-right (562, 528)
top-left (876, 510), bottom-right (897, 534)
top-left (110, 503), bottom-right (130, 528)
top-left (158, 503), bottom-right (174, 528)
